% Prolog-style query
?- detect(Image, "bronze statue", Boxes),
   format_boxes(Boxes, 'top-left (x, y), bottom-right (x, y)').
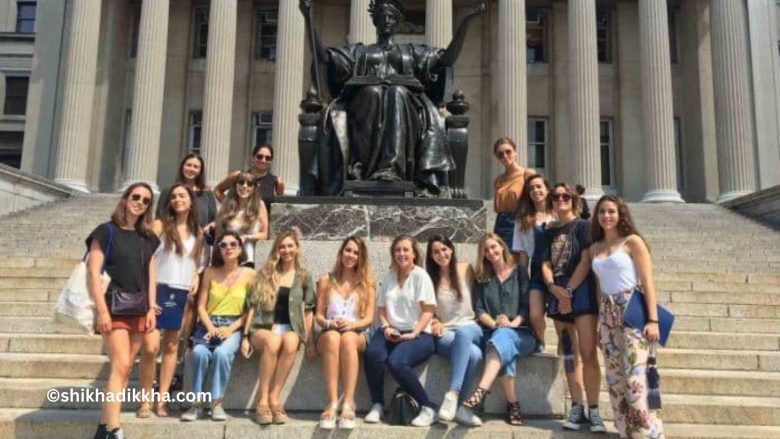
top-left (299, 0), bottom-right (484, 197)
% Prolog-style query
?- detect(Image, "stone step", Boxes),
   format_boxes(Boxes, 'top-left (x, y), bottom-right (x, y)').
top-left (632, 369), bottom-right (780, 397)
top-left (542, 329), bottom-right (780, 352)
top-left (0, 288), bottom-right (54, 302)
top-left (600, 393), bottom-right (780, 426)
top-left (3, 408), bottom-right (780, 439)
top-left (0, 301), bottom-right (55, 316)
top-left (0, 333), bottom-right (104, 355)
top-left (656, 348), bottom-right (780, 372)
top-left (669, 290), bottom-right (780, 306)
top-left (664, 303), bottom-right (780, 319)
top-left (0, 317), bottom-right (83, 334)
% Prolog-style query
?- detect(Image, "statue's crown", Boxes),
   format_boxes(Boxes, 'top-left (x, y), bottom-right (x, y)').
top-left (368, 0), bottom-right (406, 18)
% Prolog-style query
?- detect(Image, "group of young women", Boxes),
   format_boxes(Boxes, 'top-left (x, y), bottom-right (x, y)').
top-left (87, 139), bottom-right (664, 439)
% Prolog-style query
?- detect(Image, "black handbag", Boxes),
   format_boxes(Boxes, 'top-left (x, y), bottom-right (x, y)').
top-left (387, 387), bottom-right (420, 426)
top-left (107, 232), bottom-right (149, 316)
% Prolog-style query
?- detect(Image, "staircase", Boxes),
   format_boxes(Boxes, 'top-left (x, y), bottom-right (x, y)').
top-left (1, 196), bottom-right (779, 438)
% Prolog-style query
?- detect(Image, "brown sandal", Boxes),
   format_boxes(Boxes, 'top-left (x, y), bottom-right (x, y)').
top-left (463, 387), bottom-right (490, 411)
top-left (136, 403), bottom-right (152, 419)
top-left (154, 401), bottom-right (169, 418)
top-left (256, 405), bottom-right (273, 425)
top-left (271, 405), bottom-right (288, 424)
top-left (506, 401), bottom-right (523, 426)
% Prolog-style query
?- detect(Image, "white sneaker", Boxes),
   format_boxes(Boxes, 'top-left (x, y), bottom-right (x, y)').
top-left (454, 406), bottom-right (483, 426)
top-left (364, 403), bottom-right (383, 424)
top-left (438, 391), bottom-right (459, 421)
top-left (180, 405), bottom-right (201, 422)
top-left (411, 406), bottom-right (437, 427)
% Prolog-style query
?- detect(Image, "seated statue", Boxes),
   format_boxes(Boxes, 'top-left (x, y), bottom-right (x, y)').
top-left (299, 0), bottom-right (484, 197)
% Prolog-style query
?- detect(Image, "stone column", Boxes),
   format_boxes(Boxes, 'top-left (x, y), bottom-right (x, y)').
top-left (201, 0), bottom-right (237, 188)
top-left (52, 0), bottom-right (102, 192)
top-left (122, 0), bottom-right (170, 192)
top-left (497, 0), bottom-right (526, 165)
top-left (568, 0), bottom-right (603, 200)
top-left (350, 0), bottom-right (375, 44)
top-left (426, 0), bottom-right (452, 47)
top-left (710, 0), bottom-right (757, 202)
top-left (272, 0), bottom-right (306, 195)
top-left (639, 0), bottom-right (684, 202)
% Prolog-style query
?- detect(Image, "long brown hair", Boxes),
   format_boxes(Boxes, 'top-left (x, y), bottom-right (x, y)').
top-left (331, 236), bottom-right (375, 318)
top-left (216, 171), bottom-right (263, 234)
top-left (425, 236), bottom-right (463, 302)
top-left (177, 153), bottom-right (207, 192)
top-left (591, 195), bottom-right (647, 247)
top-left (210, 231), bottom-right (247, 267)
top-left (551, 182), bottom-right (583, 220)
top-left (160, 184), bottom-right (204, 262)
top-left (111, 182), bottom-right (155, 236)
top-left (474, 232), bottom-right (515, 282)
top-left (250, 231), bottom-right (307, 312)
top-left (517, 174), bottom-right (553, 232)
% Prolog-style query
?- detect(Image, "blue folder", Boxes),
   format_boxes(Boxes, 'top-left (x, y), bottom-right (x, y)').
top-left (622, 289), bottom-right (675, 347)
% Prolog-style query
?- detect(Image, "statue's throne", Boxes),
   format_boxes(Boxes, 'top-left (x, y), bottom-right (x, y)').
top-left (297, 71), bottom-right (472, 199)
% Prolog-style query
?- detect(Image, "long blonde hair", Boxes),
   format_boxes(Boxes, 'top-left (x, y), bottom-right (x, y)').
top-left (474, 232), bottom-right (515, 282)
top-left (249, 231), bottom-right (306, 311)
top-left (330, 236), bottom-right (375, 318)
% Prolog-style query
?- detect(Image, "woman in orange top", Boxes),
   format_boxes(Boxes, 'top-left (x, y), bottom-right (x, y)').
top-left (493, 137), bottom-right (535, 249)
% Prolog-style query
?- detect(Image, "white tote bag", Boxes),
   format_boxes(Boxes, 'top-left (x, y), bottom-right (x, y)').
top-left (54, 224), bottom-right (113, 335)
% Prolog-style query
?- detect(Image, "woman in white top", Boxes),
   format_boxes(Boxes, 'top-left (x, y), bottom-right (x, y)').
top-left (512, 175), bottom-right (556, 349)
top-left (565, 196), bottom-right (664, 439)
top-left (314, 236), bottom-right (376, 430)
top-left (363, 235), bottom-right (438, 427)
top-left (139, 184), bottom-right (205, 418)
top-left (216, 171), bottom-right (268, 268)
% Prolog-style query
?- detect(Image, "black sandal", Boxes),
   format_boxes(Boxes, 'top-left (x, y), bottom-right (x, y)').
top-left (506, 401), bottom-right (523, 426)
top-left (463, 387), bottom-right (490, 410)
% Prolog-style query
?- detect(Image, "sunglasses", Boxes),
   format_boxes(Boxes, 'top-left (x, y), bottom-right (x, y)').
top-left (495, 149), bottom-right (513, 158)
top-left (129, 193), bottom-right (151, 206)
top-left (255, 154), bottom-right (273, 162)
top-left (553, 193), bottom-right (572, 202)
top-left (218, 241), bottom-right (240, 250)
top-left (236, 179), bottom-right (254, 188)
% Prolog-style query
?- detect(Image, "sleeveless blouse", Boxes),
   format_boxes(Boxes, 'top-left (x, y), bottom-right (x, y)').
top-left (591, 248), bottom-right (638, 296)
top-left (206, 279), bottom-right (248, 316)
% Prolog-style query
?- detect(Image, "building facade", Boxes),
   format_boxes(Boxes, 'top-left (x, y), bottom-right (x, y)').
top-left (5, 0), bottom-right (780, 201)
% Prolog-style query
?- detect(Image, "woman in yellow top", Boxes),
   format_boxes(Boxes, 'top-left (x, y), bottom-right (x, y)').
top-left (493, 137), bottom-right (535, 249)
top-left (181, 231), bottom-right (256, 422)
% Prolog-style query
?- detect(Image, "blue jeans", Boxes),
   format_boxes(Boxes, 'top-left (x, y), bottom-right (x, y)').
top-left (189, 316), bottom-right (241, 401)
top-left (494, 212), bottom-right (516, 247)
top-left (485, 327), bottom-right (536, 377)
top-left (364, 331), bottom-right (436, 408)
top-left (435, 323), bottom-right (483, 403)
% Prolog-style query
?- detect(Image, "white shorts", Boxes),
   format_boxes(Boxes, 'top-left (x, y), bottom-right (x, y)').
top-left (272, 324), bottom-right (292, 336)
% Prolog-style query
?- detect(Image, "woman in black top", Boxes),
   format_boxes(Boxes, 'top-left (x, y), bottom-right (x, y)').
top-left (87, 182), bottom-right (160, 439)
top-left (156, 154), bottom-right (218, 231)
top-left (540, 183), bottom-right (605, 433)
top-left (214, 144), bottom-right (285, 203)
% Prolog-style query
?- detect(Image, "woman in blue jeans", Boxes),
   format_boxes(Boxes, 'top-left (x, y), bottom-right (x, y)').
top-left (425, 236), bottom-right (483, 426)
top-left (461, 233), bottom-right (536, 426)
top-left (364, 235), bottom-right (438, 427)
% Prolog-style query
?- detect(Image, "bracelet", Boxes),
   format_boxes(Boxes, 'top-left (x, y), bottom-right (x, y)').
top-left (242, 333), bottom-right (249, 339)
top-left (647, 319), bottom-right (659, 324)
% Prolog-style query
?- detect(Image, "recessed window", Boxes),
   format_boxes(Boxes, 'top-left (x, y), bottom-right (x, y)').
top-left (255, 8), bottom-right (278, 61)
top-left (192, 7), bottom-right (209, 59)
top-left (596, 8), bottom-right (612, 64)
top-left (527, 118), bottom-right (548, 176)
top-left (252, 112), bottom-right (273, 148)
top-left (4, 76), bottom-right (29, 115)
top-left (188, 110), bottom-right (202, 154)
top-left (15, 2), bottom-right (36, 34)
top-left (599, 119), bottom-right (615, 188)
top-left (526, 9), bottom-right (548, 64)
top-left (0, 132), bottom-right (24, 168)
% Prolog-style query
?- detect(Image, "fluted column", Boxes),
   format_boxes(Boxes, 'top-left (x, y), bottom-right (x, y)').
top-left (349, 0), bottom-right (375, 44)
top-left (272, 0), bottom-right (306, 195)
top-left (639, 0), bottom-right (684, 203)
top-left (497, 0), bottom-right (526, 165)
top-left (568, 0), bottom-right (603, 200)
top-left (52, 0), bottom-right (102, 192)
top-left (201, 0), bottom-right (237, 188)
top-left (122, 0), bottom-right (170, 192)
top-left (711, 0), bottom-right (757, 202)
top-left (426, 0), bottom-right (452, 47)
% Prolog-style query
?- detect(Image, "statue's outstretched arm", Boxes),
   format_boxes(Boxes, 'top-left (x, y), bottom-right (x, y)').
top-left (436, 1), bottom-right (485, 68)
top-left (299, 0), bottom-right (330, 63)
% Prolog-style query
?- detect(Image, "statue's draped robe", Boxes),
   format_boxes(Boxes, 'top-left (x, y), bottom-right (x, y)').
top-left (312, 43), bottom-right (455, 195)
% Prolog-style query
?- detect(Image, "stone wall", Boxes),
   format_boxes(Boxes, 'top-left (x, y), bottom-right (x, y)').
top-left (722, 185), bottom-right (780, 230)
top-left (0, 162), bottom-right (72, 217)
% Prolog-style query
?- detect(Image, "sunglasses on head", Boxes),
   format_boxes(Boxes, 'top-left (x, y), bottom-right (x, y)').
top-left (553, 193), bottom-right (572, 202)
top-left (236, 178), bottom-right (254, 188)
top-left (218, 241), bottom-right (240, 250)
top-left (129, 193), bottom-right (151, 206)
top-left (255, 154), bottom-right (273, 162)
